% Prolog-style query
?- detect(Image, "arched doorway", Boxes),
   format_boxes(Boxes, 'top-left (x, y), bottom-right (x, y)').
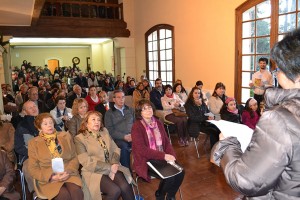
top-left (47, 59), bottom-right (59, 74)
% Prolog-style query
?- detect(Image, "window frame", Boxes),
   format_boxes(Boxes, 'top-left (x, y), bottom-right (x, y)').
top-left (145, 24), bottom-right (175, 86)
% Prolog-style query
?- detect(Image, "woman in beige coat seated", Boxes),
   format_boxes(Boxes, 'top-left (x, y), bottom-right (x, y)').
top-left (67, 98), bottom-right (88, 137)
top-left (74, 111), bottom-right (134, 200)
top-left (27, 113), bottom-right (83, 200)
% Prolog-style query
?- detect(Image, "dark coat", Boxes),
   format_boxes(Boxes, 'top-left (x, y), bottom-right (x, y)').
top-left (184, 100), bottom-right (209, 137)
top-left (66, 92), bottom-right (87, 108)
top-left (220, 109), bottom-right (241, 124)
top-left (150, 88), bottom-right (164, 110)
top-left (212, 88), bottom-right (300, 200)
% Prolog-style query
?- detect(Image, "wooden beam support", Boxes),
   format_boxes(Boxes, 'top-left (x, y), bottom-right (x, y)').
top-left (31, 0), bottom-right (46, 26)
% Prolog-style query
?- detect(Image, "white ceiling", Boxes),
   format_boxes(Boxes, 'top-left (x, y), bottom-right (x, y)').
top-left (0, 0), bottom-right (35, 26)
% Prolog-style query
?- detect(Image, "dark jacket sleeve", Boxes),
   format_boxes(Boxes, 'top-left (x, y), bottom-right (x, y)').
top-left (14, 126), bottom-right (29, 159)
top-left (212, 109), bottom-right (291, 196)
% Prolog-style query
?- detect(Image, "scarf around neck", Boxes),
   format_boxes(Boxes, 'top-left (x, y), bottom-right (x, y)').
top-left (141, 117), bottom-right (163, 151)
top-left (40, 132), bottom-right (62, 158)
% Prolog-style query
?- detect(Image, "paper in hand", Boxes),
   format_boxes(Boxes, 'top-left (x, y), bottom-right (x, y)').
top-left (208, 120), bottom-right (253, 152)
top-left (204, 112), bottom-right (214, 117)
top-left (52, 158), bottom-right (64, 173)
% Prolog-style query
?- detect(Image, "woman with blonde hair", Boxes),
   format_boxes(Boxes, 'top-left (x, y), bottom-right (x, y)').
top-left (27, 113), bottom-right (83, 200)
top-left (67, 98), bottom-right (88, 137)
top-left (74, 111), bottom-right (134, 200)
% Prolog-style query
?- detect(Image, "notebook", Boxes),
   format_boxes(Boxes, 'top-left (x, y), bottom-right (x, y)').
top-left (147, 160), bottom-right (183, 179)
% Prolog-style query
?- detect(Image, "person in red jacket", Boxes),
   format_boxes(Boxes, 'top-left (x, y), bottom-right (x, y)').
top-left (132, 99), bottom-right (185, 200)
top-left (85, 85), bottom-right (101, 111)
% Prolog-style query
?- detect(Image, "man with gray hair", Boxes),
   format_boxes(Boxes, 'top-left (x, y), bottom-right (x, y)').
top-left (66, 84), bottom-right (87, 108)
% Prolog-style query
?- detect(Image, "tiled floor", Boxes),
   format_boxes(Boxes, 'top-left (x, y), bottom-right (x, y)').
top-left (134, 134), bottom-right (244, 200)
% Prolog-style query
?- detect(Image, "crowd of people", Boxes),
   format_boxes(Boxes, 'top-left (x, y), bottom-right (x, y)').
top-left (2, 28), bottom-right (300, 199)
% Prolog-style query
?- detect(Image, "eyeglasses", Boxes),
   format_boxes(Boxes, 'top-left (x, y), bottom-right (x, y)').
top-left (142, 106), bottom-right (152, 111)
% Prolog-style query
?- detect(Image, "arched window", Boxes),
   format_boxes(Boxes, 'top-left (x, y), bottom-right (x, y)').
top-left (145, 24), bottom-right (174, 86)
top-left (236, 0), bottom-right (300, 103)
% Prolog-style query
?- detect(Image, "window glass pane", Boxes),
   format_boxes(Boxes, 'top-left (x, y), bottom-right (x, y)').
top-left (148, 34), bottom-right (153, 42)
top-left (153, 31), bottom-right (157, 41)
top-left (166, 49), bottom-right (172, 60)
top-left (242, 56), bottom-right (255, 71)
top-left (160, 39), bottom-right (166, 50)
top-left (153, 41), bottom-right (157, 51)
top-left (242, 38), bottom-right (255, 54)
top-left (149, 61), bottom-right (154, 70)
top-left (256, 37), bottom-right (270, 54)
top-left (166, 29), bottom-right (172, 38)
top-left (278, 34), bottom-right (285, 41)
top-left (166, 38), bottom-right (172, 49)
top-left (153, 61), bottom-right (158, 71)
top-left (161, 61), bottom-right (166, 70)
top-left (148, 42), bottom-right (153, 51)
top-left (242, 88), bottom-right (252, 103)
top-left (279, 0), bottom-right (296, 14)
top-left (298, 13), bottom-right (300, 27)
top-left (149, 52), bottom-right (153, 61)
top-left (278, 13), bottom-right (296, 33)
top-left (159, 29), bottom-right (165, 39)
top-left (153, 51), bottom-right (158, 61)
top-left (243, 7), bottom-right (255, 21)
top-left (256, 18), bottom-right (270, 36)
top-left (167, 72), bottom-right (172, 83)
top-left (256, 0), bottom-right (271, 19)
top-left (160, 50), bottom-right (166, 60)
top-left (167, 61), bottom-right (172, 70)
top-left (242, 72), bottom-right (252, 87)
top-left (161, 72), bottom-right (166, 82)
top-left (149, 71), bottom-right (154, 81)
top-left (154, 71), bottom-right (159, 80)
top-left (242, 22), bottom-right (255, 38)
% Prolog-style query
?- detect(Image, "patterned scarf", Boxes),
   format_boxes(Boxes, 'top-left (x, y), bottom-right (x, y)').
top-left (40, 132), bottom-right (62, 158)
top-left (88, 131), bottom-right (110, 163)
top-left (141, 117), bottom-right (163, 151)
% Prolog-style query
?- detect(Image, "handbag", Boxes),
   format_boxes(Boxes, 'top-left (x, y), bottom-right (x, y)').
top-left (171, 107), bottom-right (187, 117)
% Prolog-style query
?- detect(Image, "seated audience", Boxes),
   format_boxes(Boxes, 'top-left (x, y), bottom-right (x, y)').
top-left (28, 86), bottom-right (48, 113)
top-left (105, 90), bottom-right (135, 169)
top-left (15, 83), bottom-right (28, 108)
top-left (132, 82), bottom-right (150, 108)
top-left (67, 98), bottom-right (88, 137)
top-left (132, 99), bottom-right (185, 200)
top-left (85, 85), bottom-right (101, 111)
top-left (142, 79), bottom-right (152, 93)
top-left (102, 77), bottom-right (115, 92)
top-left (87, 72), bottom-right (99, 87)
top-left (95, 91), bottom-right (112, 124)
top-left (161, 84), bottom-right (189, 146)
top-left (242, 98), bottom-right (260, 129)
top-left (28, 113), bottom-right (83, 200)
top-left (0, 150), bottom-right (20, 200)
top-left (195, 80), bottom-right (207, 102)
top-left (208, 82), bottom-right (227, 120)
top-left (66, 84), bottom-right (87, 108)
top-left (184, 87), bottom-right (221, 148)
top-left (173, 83), bottom-right (188, 103)
top-left (50, 96), bottom-right (72, 132)
top-left (150, 78), bottom-right (164, 110)
top-left (220, 97), bottom-right (241, 123)
top-left (74, 111), bottom-right (134, 200)
top-left (126, 79), bottom-right (136, 96)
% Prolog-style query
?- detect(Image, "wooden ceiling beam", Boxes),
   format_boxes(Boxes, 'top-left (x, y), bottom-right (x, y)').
top-left (31, 0), bottom-right (46, 26)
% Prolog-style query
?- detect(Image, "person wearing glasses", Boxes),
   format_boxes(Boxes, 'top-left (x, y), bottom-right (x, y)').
top-left (105, 90), bottom-right (135, 169)
top-left (132, 99), bottom-right (185, 200)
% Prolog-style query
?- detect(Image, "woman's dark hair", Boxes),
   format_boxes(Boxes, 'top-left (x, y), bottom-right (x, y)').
top-left (55, 95), bottom-right (66, 105)
top-left (78, 111), bottom-right (104, 135)
top-left (244, 98), bottom-right (260, 118)
top-left (212, 82), bottom-right (226, 102)
top-left (271, 28), bottom-right (300, 82)
top-left (135, 99), bottom-right (156, 120)
top-left (173, 83), bottom-right (185, 94)
top-left (164, 84), bottom-right (173, 92)
top-left (186, 87), bottom-right (202, 105)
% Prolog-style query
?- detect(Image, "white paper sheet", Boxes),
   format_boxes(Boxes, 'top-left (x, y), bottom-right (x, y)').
top-left (208, 120), bottom-right (253, 152)
top-left (52, 157), bottom-right (64, 173)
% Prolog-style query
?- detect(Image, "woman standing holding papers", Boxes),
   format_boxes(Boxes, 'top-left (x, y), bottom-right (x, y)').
top-left (74, 111), bottom-right (134, 200)
top-left (211, 28), bottom-right (300, 199)
top-left (132, 99), bottom-right (185, 200)
top-left (28, 113), bottom-right (83, 200)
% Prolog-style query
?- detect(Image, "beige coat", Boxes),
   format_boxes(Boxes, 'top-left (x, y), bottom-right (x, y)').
top-left (74, 128), bottom-right (133, 200)
top-left (28, 131), bottom-right (82, 200)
